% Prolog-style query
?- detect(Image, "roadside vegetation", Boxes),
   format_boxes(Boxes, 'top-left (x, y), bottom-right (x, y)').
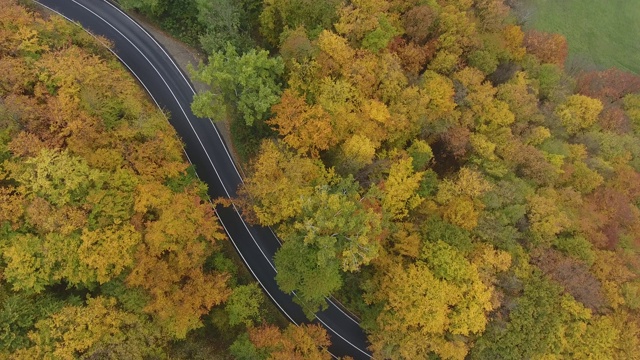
top-left (0, 1), bottom-right (327, 358)
top-left (2, 0), bottom-right (640, 358)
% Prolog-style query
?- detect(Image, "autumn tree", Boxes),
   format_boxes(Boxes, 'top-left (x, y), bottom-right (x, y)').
top-left (380, 157), bottom-right (425, 220)
top-left (334, 0), bottom-right (397, 48)
top-left (366, 247), bottom-right (502, 360)
top-left (474, 0), bottom-right (509, 31)
top-left (128, 183), bottom-right (231, 338)
top-left (625, 93), bottom-right (640, 133)
top-left (0, 2), bottom-right (238, 358)
top-left (246, 323), bottom-right (332, 360)
top-left (259, 0), bottom-right (342, 47)
top-left (12, 297), bottom-right (165, 360)
top-left (524, 30), bottom-right (568, 67)
top-left (436, 167), bottom-right (492, 231)
top-left (335, 134), bottom-right (377, 174)
top-left (501, 24), bottom-right (526, 61)
top-left (526, 187), bottom-right (572, 246)
top-left (267, 89), bottom-right (336, 157)
top-left (555, 94), bottom-right (603, 135)
top-left (9, 0), bottom-right (640, 358)
top-left (453, 67), bottom-right (515, 133)
top-left (4, 149), bottom-right (103, 207)
top-left (237, 140), bottom-right (330, 226)
top-left (402, 5), bottom-right (437, 45)
top-left (532, 248), bottom-right (606, 312)
top-left (496, 72), bottom-right (543, 125)
top-left (576, 68), bottom-right (640, 105)
top-left (275, 177), bottom-right (382, 314)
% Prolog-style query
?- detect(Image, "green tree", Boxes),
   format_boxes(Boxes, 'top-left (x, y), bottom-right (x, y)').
top-left (118, 0), bottom-right (161, 14)
top-left (471, 273), bottom-right (632, 360)
top-left (225, 283), bottom-right (264, 327)
top-left (0, 292), bottom-right (67, 352)
top-left (191, 43), bottom-right (284, 126)
top-left (275, 177), bottom-right (382, 315)
top-left (260, 0), bottom-right (342, 46)
top-left (4, 149), bottom-right (104, 207)
top-left (361, 15), bottom-right (401, 52)
top-left (195, 0), bottom-right (255, 53)
top-left (274, 236), bottom-right (342, 317)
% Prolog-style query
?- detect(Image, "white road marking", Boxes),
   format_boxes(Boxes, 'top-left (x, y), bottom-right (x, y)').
top-left (66, 0), bottom-right (278, 273)
top-left (38, 0), bottom-right (369, 355)
top-left (100, 0), bottom-right (363, 328)
top-left (101, 0), bottom-right (246, 182)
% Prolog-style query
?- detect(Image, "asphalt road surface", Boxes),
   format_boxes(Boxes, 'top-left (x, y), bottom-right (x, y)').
top-left (35, 1), bottom-right (372, 358)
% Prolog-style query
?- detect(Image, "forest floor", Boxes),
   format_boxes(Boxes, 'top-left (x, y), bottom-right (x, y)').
top-left (519, 0), bottom-right (640, 74)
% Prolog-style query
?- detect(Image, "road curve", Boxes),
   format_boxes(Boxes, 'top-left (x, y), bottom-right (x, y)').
top-left (36, 0), bottom-right (372, 358)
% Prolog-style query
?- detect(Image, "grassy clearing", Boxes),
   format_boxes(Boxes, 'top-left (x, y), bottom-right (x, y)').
top-left (521, 0), bottom-right (640, 73)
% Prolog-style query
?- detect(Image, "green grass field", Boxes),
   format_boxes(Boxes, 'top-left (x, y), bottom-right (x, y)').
top-left (522, 0), bottom-right (640, 74)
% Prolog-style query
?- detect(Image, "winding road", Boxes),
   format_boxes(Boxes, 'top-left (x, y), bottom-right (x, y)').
top-left (36, 0), bottom-right (372, 358)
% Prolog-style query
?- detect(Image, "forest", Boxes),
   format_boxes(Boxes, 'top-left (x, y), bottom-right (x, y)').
top-left (1, 0), bottom-right (640, 359)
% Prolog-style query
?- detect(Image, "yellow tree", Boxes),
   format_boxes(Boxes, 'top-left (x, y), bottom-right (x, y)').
top-left (367, 247), bottom-right (496, 360)
top-left (0, 186), bottom-right (25, 230)
top-left (12, 297), bottom-right (165, 360)
top-left (335, 134), bottom-right (377, 174)
top-left (527, 187), bottom-right (572, 246)
top-left (496, 71), bottom-right (544, 124)
top-left (436, 167), bottom-right (492, 230)
top-left (380, 157), bottom-right (425, 220)
top-left (334, 0), bottom-right (395, 45)
top-left (4, 149), bottom-right (104, 207)
top-left (316, 30), bottom-right (356, 75)
top-left (421, 70), bottom-right (458, 122)
top-left (315, 77), bottom-right (362, 143)
top-left (454, 67), bottom-right (515, 133)
top-left (555, 94), bottom-right (603, 135)
top-left (267, 89), bottom-right (336, 157)
top-left (128, 183), bottom-right (231, 338)
top-left (248, 323), bottom-right (332, 360)
top-left (3, 210), bottom-right (103, 292)
top-left (79, 225), bottom-right (141, 284)
top-left (238, 140), bottom-right (330, 226)
top-left (502, 24), bottom-right (526, 61)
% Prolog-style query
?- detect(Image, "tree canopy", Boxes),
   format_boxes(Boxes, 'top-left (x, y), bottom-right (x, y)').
top-left (3, 0), bottom-right (640, 358)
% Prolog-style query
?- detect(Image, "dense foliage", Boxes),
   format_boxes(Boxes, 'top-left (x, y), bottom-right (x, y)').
top-left (186, 0), bottom-right (640, 358)
top-left (0, 1), bottom-right (298, 358)
top-left (4, 0), bottom-right (640, 358)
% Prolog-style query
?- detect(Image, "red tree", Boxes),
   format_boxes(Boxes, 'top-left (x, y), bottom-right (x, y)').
top-left (523, 30), bottom-right (568, 67)
top-left (576, 68), bottom-right (640, 105)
